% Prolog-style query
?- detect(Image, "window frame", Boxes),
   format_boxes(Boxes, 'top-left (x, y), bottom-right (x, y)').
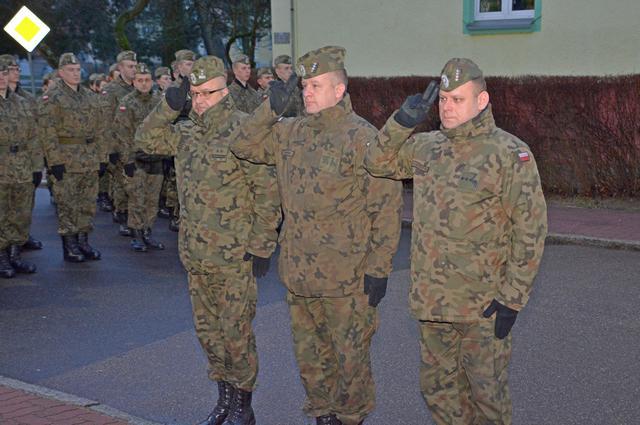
top-left (463, 0), bottom-right (542, 35)
top-left (474, 0), bottom-right (536, 21)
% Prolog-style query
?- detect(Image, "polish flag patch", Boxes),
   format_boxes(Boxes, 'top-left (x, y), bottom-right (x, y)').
top-left (41, 95), bottom-right (48, 100)
top-left (119, 105), bottom-right (126, 111)
top-left (518, 151), bottom-right (530, 162)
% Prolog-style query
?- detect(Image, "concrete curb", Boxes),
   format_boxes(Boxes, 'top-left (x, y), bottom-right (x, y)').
top-left (401, 219), bottom-right (640, 251)
top-left (0, 375), bottom-right (164, 425)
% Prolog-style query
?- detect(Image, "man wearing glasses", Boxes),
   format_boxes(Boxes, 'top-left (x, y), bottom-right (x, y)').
top-left (135, 56), bottom-right (281, 425)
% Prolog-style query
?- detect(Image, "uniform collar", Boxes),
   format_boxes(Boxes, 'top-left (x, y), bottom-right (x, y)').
top-left (135, 89), bottom-right (153, 99)
top-left (118, 75), bottom-right (133, 88)
top-left (305, 94), bottom-right (352, 129)
top-left (61, 81), bottom-right (82, 94)
top-left (440, 104), bottom-right (495, 141)
top-left (234, 78), bottom-right (249, 89)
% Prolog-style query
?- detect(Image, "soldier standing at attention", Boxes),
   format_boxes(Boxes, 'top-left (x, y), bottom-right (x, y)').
top-left (0, 56), bottom-right (41, 277)
top-left (255, 67), bottom-right (273, 100)
top-left (231, 46), bottom-right (402, 425)
top-left (272, 54), bottom-right (304, 117)
top-left (102, 50), bottom-right (137, 236)
top-left (227, 54), bottom-right (262, 114)
top-left (1, 54), bottom-right (44, 251)
top-left (135, 56), bottom-right (281, 425)
top-left (39, 53), bottom-right (107, 262)
top-left (114, 63), bottom-right (165, 252)
top-left (154, 66), bottom-right (172, 92)
top-left (365, 58), bottom-right (548, 425)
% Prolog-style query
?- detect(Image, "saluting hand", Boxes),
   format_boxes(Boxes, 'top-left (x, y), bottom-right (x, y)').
top-left (165, 77), bottom-right (190, 111)
top-left (394, 80), bottom-right (439, 128)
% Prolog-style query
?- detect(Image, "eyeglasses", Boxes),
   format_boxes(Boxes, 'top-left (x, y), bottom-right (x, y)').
top-left (0, 70), bottom-right (9, 77)
top-left (189, 86), bottom-right (227, 99)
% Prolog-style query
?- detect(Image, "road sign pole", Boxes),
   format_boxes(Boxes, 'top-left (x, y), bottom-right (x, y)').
top-left (28, 51), bottom-right (36, 95)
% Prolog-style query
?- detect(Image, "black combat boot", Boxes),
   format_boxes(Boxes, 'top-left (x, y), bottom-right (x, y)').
top-left (157, 206), bottom-right (171, 219)
top-left (130, 229), bottom-right (147, 252)
top-left (97, 192), bottom-right (114, 212)
top-left (8, 245), bottom-right (37, 273)
top-left (0, 249), bottom-right (16, 278)
top-left (221, 388), bottom-right (255, 425)
top-left (316, 414), bottom-right (343, 425)
top-left (198, 381), bottom-right (235, 425)
top-left (77, 233), bottom-right (101, 260)
top-left (23, 234), bottom-right (43, 250)
top-left (169, 214), bottom-right (179, 232)
top-left (61, 235), bottom-right (85, 262)
top-left (142, 228), bottom-right (165, 250)
top-left (118, 211), bottom-right (132, 237)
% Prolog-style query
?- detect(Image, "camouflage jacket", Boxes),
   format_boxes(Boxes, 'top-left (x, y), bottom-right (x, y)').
top-left (365, 106), bottom-right (548, 322)
top-left (231, 94), bottom-right (403, 297)
top-left (101, 76), bottom-right (134, 155)
top-left (256, 87), bottom-right (269, 102)
top-left (38, 82), bottom-right (106, 173)
top-left (135, 94), bottom-right (281, 274)
top-left (0, 89), bottom-right (43, 183)
top-left (113, 90), bottom-right (161, 163)
top-left (227, 79), bottom-right (263, 114)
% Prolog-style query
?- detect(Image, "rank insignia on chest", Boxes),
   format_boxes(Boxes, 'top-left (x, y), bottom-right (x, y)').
top-left (518, 151), bottom-right (530, 162)
top-left (282, 149), bottom-right (294, 158)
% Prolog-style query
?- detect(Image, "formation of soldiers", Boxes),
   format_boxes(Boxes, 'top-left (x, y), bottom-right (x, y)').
top-left (1, 45), bottom-right (547, 425)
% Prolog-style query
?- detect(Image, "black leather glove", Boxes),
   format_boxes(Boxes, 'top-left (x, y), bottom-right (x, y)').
top-left (124, 162), bottom-right (136, 178)
top-left (394, 80), bottom-right (439, 128)
top-left (32, 171), bottom-right (42, 187)
top-left (482, 299), bottom-right (519, 339)
top-left (50, 164), bottom-right (65, 181)
top-left (364, 274), bottom-right (388, 307)
top-left (243, 252), bottom-right (271, 278)
top-left (98, 162), bottom-right (107, 177)
top-left (166, 77), bottom-right (190, 111)
top-left (108, 152), bottom-right (121, 165)
top-left (269, 74), bottom-right (299, 115)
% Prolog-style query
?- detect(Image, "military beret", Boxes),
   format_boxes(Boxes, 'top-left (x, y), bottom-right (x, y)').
top-left (154, 66), bottom-right (171, 78)
top-left (0, 54), bottom-right (18, 67)
top-left (232, 54), bottom-right (250, 65)
top-left (135, 63), bottom-right (151, 75)
top-left (88, 73), bottom-right (99, 83)
top-left (256, 67), bottom-right (273, 78)
top-left (175, 49), bottom-right (196, 62)
top-left (188, 55), bottom-right (225, 86)
top-left (296, 45), bottom-right (345, 79)
top-left (109, 63), bottom-right (118, 73)
top-left (117, 50), bottom-right (137, 62)
top-left (273, 55), bottom-right (291, 66)
top-left (59, 52), bottom-right (80, 67)
top-left (439, 58), bottom-right (484, 92)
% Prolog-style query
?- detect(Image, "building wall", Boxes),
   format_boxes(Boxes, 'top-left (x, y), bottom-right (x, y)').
top-left (270, 0), bottom-right (640, 76)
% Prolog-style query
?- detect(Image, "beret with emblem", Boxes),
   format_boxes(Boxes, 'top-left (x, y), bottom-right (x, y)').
top-left (135, 63), bottom-right (151, 75)
top-left (439, 58), bottom-right (484, 92)
top-left (175, 49), bottom-right (196, 62)
top-left (154, 66), bottom-right (171, 78)
top-left (59, 52), bottom-right (80, 67)
top-left (273, 55), bottom-right (291, 66)
top-left (189, 55), bottom-right (225, 86)
top-left (232, 53), bottom-right (250, 65)
top-left (256, 67), bottom-right (273, 78)
top-left (296, 45), bottom-right (345, 79)
top-left (0, 54), bottom-right (18, 67)
top-left (117, 50), bottom-right (137, 62)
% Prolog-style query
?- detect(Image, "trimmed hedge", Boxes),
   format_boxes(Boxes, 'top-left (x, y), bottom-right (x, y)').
top-left (348, 75), bottom-right (640, 197)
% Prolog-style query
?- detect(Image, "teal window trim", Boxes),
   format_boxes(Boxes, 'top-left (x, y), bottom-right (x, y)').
top-left (463, 0), bottom-right (542, 35)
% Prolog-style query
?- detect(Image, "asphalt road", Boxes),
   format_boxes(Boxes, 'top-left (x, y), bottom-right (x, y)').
top-left (1, 189), bottom-right (639, 425)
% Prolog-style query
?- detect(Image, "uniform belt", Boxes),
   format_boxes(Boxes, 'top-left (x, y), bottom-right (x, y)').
top-left (58, 137), bottom-right (94, 145)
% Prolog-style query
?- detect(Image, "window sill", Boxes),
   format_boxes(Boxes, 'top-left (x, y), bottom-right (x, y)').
top-left (465, 17), bottom-right (540, 34)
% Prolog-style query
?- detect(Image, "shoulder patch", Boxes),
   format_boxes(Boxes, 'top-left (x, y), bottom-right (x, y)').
top-left (101, 90), bottom-right (108, 96)
top-left (119, 105), bottom-right (127, 112)
top-left (517, 151), bottom-right (530, 162)
top-left (42, 95), bottom-right (49, 101)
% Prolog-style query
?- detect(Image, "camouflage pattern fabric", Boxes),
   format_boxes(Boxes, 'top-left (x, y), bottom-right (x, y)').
top-left (163, 164), bottom-right (179, 211)
top-left (227, 79), bottom-right (263, 114)
top-left (265, 82), bottom-right (304, 118)
top-left (114, 90), bottom-right (161, 163)
top-left (188, 261), bottom-right (258, 390)
top-left (287, 291), bottom-right (378, 425)
top-left (0, 182), bottom-right (33, 250)
top-left (366, 105), bottom-right (548, 320)
top-left (419, 319), bottom-right (512, 425)
top-left (51, 172), bottom-right (98, 235)
top-left (125, 171), bottom-right (163, 230)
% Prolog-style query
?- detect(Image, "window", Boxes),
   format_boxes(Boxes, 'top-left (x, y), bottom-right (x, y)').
top-left (463, 0), bottom-right (541, 34)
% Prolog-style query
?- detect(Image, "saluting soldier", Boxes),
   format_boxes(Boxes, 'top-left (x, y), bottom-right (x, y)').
top-left (136, 55), bottom-right (281, 425)
top-left (114, 63), bottom-right (165, 252)
top-left (102, 50), bottom-right (137, 236)
top-left (231, 46), bottom-right (402, 425)
top-left (0, 56), bottom-right (41, 277)
top-left (227, 54), bottom-right (262, 114)
top-left (365, 58), bottom-right (548, 425)
top-left (39, 53), bottom-right (107, 262)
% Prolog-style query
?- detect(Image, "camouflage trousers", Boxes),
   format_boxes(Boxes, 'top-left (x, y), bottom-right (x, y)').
top-left (164, 163), bottom-right (179, 213)
top-left (108, 161), bottom-right (128, 212)
top-left (125, 170), bottom-right (163, 230)
top-left (0, 182), bottom-right (33, 250)
top-left (98, 168), bottom-right (110, 194)
top-left (419, 319), bottom-right (512, 425)
top-left (187, 260), bottom-right (258, 391)
top-left (52, 172), bottom-right (98, 235)
top-left (287, 291), bottom-right (378, 425)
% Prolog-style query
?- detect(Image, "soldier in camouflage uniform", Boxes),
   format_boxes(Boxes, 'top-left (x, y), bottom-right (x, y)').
top-left (1, 54), bottom-right (44, 251)
top-left (154, 66), bottom-right (172, 92)
top-left (135, 56), bottom-right (281, 425)
top-left (101, 51), bottom-right (137, 236)
top-left (154, 65), bottom-right (175, 220)
top-left (227, 54), bottom-right (262, 114)
top-left (271, 54), bottom-right (304, 117)
top-left (231, 46), bottom-right (402, 425)
top-left (365, 58), bottom-right (548, 425)
top-left (39, 53), bottom-right (107, 262)
top-left (114, 63), bottom-right (165, 252)
top-left (255, 67), bottom-right (273, 101)
top-left (0, 57), bottom-right (41, 277)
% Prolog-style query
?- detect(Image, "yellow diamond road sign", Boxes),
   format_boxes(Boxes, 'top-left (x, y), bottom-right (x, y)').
top-left (4, 6), bottom-right (50, 52)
